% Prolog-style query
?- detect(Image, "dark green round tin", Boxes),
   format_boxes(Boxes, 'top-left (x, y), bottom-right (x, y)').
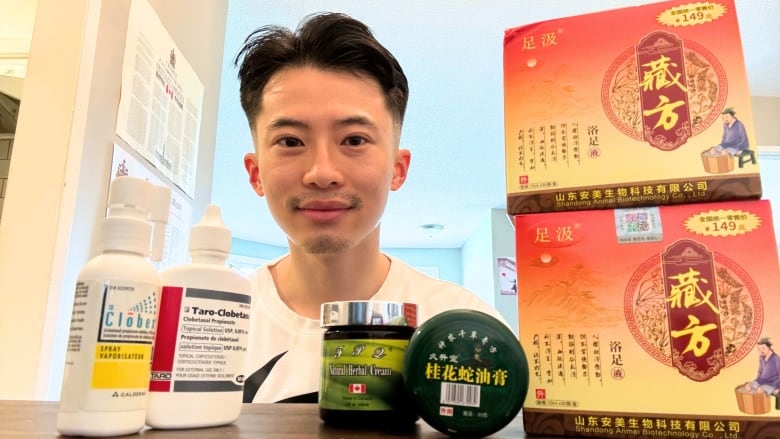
top-left (403, 309), bottom-right (529, 438)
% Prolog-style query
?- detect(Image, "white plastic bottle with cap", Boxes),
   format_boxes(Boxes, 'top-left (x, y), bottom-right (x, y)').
top-left (57, 176), bottom-right (168, 437)
top-left (146, 204), bottom-right (252, 429)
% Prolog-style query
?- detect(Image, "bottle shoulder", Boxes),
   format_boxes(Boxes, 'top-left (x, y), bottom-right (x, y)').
top-left (160, 264), bottom-right (252, 294)
top-left (78, 253), bottom-right (160, 284)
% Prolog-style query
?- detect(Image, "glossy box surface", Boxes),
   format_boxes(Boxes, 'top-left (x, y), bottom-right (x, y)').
top-left (515, 199), bottom-right (780, 438)
top-left (503, 0), bottom-right (761, 215)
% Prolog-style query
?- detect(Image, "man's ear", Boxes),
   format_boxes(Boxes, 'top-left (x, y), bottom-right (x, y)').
top-left (390, 148), bottom-right (411, 191)
top-left (244, 152), bottom-right (264, 196)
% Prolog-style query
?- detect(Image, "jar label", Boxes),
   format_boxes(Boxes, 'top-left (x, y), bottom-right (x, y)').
top-left (320, 338), bottom-right (408, 411)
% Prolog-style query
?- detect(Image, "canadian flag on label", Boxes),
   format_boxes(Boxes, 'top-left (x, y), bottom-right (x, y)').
top-left (348, 383), bottom-right (366, 394)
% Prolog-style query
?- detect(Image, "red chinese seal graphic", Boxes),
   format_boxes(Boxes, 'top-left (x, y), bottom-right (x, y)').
top-left (602, 35), bottom-right (727, 150)
top-left (624, 239), bottom-right (763, 382)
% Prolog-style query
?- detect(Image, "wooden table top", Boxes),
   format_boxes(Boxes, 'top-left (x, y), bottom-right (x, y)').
top-left (0, 400), bottom-right (555, 438)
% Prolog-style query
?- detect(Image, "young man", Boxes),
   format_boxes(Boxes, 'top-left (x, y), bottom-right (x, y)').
top-left (235, 12), bottom-right (507, 403)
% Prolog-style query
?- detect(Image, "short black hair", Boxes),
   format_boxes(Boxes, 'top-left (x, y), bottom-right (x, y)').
top-left (234, 12), bottom-right (409, 130)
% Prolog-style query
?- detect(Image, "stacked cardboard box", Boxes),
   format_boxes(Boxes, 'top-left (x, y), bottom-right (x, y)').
top-left (504, 0), bottom-right (760, 214)
top-left (504, 1), bottom-right (780, 437)
top-left (513, 201), bottom-right (780, 438)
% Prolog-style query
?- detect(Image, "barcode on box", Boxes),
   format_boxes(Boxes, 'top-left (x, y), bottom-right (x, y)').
top-left (440, 382), bottom-right (480, 408)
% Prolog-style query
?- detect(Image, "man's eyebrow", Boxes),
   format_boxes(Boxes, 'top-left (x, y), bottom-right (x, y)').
top-left (267, 117), bottom-right (309, 130)
top-left (266, 116), bottom-right (377, 130)
top-left (335, 115), bottom-right (378, 130)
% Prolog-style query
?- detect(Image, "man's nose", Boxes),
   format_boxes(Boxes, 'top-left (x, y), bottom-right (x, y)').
top-left (302, 145), bottom-right (344, 188)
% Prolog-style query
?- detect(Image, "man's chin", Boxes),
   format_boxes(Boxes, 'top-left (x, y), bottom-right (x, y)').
top-left (301, 235), bottom-right (350, 255)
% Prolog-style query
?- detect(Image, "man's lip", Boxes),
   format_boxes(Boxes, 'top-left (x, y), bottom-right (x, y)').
top-left (297, 200), bottom-right (351, 210)
top-left (297, 203), bottom-right (351, 222)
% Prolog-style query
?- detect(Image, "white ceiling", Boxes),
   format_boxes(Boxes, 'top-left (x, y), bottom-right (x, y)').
top-left (212, 0), bottom-right (780, 249)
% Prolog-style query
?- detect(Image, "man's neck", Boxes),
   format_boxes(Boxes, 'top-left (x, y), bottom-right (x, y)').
top-left (270, 242), bottom-right (391, 319)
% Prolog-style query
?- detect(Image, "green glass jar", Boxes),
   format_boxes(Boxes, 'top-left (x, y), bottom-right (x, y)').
top-left (319, 301), bottom-right (418, 429)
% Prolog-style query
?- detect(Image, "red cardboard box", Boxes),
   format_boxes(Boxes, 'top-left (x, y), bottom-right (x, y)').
top-left (515, 199), bottom-right (780, 438)
top-left (503, 0), bottom-right (761, 215)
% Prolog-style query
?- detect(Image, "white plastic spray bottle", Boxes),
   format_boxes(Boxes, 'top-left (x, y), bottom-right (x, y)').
top-left (146, 204), bottom-right (252, 429)
top-left (57, 176), bottom-right (168, 437)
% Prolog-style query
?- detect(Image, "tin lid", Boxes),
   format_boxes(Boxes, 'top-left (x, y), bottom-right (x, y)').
top-left (320, 301), bottom-right (418, 327)
top-left (403, 309), bottom-right (529, 437)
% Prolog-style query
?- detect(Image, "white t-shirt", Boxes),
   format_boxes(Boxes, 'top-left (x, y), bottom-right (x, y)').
top-left (243, 254), bottom-right (507, 403)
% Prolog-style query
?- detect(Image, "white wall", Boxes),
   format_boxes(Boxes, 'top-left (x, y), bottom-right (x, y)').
top-left (462, 208), bottom-right (519, 333)
top-left (753, 96), bottom-right (780, 147)
top-left (490, 208), bottom-right (518, 334)
top-left (0, 0), bottom-right (227, 400)
top-left (754, 96), bottom-right (780, 239)
top-left (0, 0), bottom-right (95, 400)
top-left (462, 210), bottom-right (495, 307)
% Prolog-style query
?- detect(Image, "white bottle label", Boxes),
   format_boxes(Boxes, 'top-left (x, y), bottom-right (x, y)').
top-left (60, 280), bottom-right (159, 412)
top-left (150, 286), bottom-right (251, 393)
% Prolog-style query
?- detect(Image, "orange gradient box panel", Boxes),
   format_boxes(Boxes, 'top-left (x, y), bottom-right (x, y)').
top-left (503, 0), bottom-right (761, 215)
top-left (515, 199), bottom-right (780, 438)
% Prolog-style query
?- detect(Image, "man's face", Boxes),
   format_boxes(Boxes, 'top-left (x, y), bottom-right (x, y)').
top-left (244, 66), bottom-right (409, 254)
top-left (758, 344), bottom-right (771, 357)
top-left (722, 113), bottom-right (735, 124)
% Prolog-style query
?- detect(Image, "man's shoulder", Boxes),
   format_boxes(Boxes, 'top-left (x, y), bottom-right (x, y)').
top-left (387, 256), bottom-right (507, 323)
top-left (390, 257), bottom-right (470, 293)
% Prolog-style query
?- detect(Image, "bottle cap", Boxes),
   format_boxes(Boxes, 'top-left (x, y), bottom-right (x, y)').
top-left (102, 176), bottom-right (153, 254)
top-left (107, 176), bottom-right (152, 219)
top-left (403, 309), bottom-right (529, 437)
top-left (189, 204), bottom-right (231, 254)
top-left (320, 301), bottom-right (418, 327)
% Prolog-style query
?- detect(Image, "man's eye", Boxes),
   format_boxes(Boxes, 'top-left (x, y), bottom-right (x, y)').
top-left (279, 137), bottom-right (303, 147)
top-left (344, 136), bottom-right (367, 147)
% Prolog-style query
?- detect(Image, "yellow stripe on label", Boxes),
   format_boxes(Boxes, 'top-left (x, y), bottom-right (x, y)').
top-left (92, 343), bottom-right (151, 389)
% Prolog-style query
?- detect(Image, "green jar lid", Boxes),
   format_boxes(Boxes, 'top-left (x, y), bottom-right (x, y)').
top-left (403, 309), bottom-right (528, 437)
